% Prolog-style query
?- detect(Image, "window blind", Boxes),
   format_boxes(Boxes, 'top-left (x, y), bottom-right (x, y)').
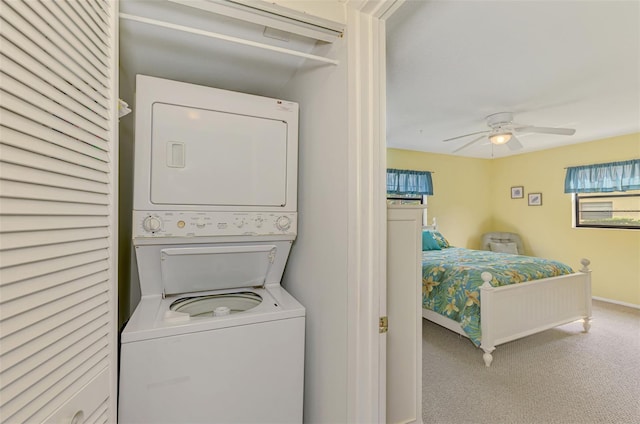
top-left (0, 0), bottom-right (117, 422)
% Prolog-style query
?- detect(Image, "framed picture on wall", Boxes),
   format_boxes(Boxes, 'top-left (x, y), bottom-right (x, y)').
top-left (528, 193), bottom-right (542, 206)
top-left (511, 186), bottom-right (524, 199)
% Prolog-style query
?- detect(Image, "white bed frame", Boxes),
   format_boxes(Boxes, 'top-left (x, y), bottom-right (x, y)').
top-left (422, 223), bottom-right (592, 367)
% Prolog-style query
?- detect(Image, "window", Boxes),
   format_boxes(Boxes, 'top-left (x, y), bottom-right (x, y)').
top-left (575, 192), bottom-right (640, 229)
top-left (387, 194), bottom-right (428, 224)
top-left (565, 159), bottom-right (640, 230)
top-left (386, 168), bottom-right (433, 225)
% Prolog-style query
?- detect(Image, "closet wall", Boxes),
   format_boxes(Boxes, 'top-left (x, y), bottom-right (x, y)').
top-left (279, 38), bottom-right (350, 423)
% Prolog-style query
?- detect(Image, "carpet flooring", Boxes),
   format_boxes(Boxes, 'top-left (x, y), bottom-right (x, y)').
top-left (422, 300), bottom-right (640, 424)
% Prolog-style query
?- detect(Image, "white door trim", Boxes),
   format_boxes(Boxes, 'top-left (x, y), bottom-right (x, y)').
top-left (346, 1), bottom-right (403, 422)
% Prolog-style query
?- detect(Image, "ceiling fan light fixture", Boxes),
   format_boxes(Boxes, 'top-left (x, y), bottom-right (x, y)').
top-left (489, 132), bottom-right (512, 145)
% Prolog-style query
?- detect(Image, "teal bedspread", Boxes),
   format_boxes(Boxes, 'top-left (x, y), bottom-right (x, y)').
top-left (422, 247), bottom-right (574, 346)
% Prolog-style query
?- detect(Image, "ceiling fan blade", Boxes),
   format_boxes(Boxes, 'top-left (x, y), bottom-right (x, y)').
top-left (443, 130), bottom-right (489, 142)
top-left (452, 135), bottom-right (485, 153)
top-left (506, 134), bottom-right (523, 151)
top-left (515, 126), bottom-right (576, 136)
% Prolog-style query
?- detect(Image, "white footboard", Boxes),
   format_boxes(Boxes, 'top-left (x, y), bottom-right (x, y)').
top-left (479, 259), bottom-right (592, 366)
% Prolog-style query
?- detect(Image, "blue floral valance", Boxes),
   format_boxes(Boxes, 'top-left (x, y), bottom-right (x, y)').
top-left (386, 168), bottom-right (433, 195)
top-left (564, 159), bottom-right (640, 193)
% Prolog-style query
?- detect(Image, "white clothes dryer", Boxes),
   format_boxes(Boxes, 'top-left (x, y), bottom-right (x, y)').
top-left (118, 76), bottom-right (305, 423)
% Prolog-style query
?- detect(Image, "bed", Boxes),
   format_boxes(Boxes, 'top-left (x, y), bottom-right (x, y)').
top-left (421, 227), bottom-right (592, 367)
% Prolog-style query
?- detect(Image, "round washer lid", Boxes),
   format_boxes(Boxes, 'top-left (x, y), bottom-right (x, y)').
top-left (160, 245), bottom-right (277, 296)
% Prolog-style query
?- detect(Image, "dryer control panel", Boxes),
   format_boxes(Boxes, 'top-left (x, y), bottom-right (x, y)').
top-left (133, 211), bottom-right (297, 238)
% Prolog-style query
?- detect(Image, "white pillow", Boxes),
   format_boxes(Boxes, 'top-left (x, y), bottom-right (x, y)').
top-left (489, 242), bottom-right (518, 255)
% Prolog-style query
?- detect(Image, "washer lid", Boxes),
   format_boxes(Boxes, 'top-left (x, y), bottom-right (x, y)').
top-left (160, 245), bottom-right (277, 296)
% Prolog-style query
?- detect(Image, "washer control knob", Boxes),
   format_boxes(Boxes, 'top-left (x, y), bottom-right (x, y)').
top-left (142, 216), bottom-right (162, 232)
top-left (275, 215), bottom-right (291, 231)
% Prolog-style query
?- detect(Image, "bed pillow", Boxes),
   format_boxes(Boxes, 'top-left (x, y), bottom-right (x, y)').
top-left (429, 230), bottom-right (451, 248)
top-left (422, 231), bottom-right (441, 251)
top-left (489, 242), bottom-right (518, 254)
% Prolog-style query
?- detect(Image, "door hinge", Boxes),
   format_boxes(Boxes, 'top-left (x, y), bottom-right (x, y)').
top-left (379, 316), bottom-right (388, 334)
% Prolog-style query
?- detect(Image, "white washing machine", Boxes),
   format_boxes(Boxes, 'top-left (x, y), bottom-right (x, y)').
top-left (118, 76), bottom-right (304, 423)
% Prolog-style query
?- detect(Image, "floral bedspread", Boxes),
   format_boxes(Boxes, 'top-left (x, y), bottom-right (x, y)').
top-left (422, 247), bottom-right (574, 346)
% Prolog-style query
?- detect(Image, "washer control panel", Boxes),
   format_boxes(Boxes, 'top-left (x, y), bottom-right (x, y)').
top-left (133, 211), bottom-right (297, 238)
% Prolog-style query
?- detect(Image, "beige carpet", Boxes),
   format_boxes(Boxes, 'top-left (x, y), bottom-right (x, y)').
top-left (422, 300), bottom-right (640, 424)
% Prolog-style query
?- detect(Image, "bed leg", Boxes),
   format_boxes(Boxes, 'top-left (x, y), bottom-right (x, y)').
top-left (583, 317), bottom-right (592, 333)
top-left (481, 347), bottom-right (494, 367)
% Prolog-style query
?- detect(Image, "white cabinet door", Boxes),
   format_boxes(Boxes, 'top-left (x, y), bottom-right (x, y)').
top-left (0, 0), bottom-right (118, 422)
top-left (386, 205), bottom-right (424, 424)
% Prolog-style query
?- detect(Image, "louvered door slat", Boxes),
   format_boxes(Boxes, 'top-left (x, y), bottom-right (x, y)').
top-left (0, 262), bottom-right (108, 302)
top-left (0, 198), bottom-right (109, 217)
top-left (0, 0), bottom-right (116, 420)
top-left (3, 344), bottom-right (109, 423)
top-left (85, 399), bottom-right (109, 424)
top-left (64, 0), bottom-right (108, 45)
top-left (1, 311), bottom-right (108, 386)
top-left (0, 91), bottom-right (108, 151)
top-left (53, 0), bottom-right (109, 59)
top-left (1, 227), bottom-right (109, 251)
top-left (1, 324), bottom-right (109, 400)
top-left (27, 359), bottom-right (110, 424)
top-left (2, 329), bottom-right (109, 406)
top-left (0, 162), bottom-right (109, 195)
top-left (1, 271), bottom-right (109, 323)
top-left (77, 0), bottom-right (108, 31)
top-left (0, 251), bottom-right (109, 287)
top-left (2, 55), bottom-right (108, 130)
top-left (1, 180), bottom-right (108, 206)
top-left (0, 5), bottom-right (106, 96)
top-left (2, 72), bottom-right (108, 139)
top-left (1, 283), bottom-right (108, 336)
top-left (1, 238), bottom-right (109, 269)
top-left (7, 1), bottom-right (108, 81)
top-left (0, 126), bottom-right (110, 174)
top-left (39, 1), bottom-right (109, 70)
top-left (0, 38), bottom-right (108, 116)
top-left (0, 295), bottom-right (109, 359)
top-left (88, 0), bottom-right (109, 20)
top-left (0, 215), bottom-right (109, 234)
top-left (0, 28), bottom-right (108, 110)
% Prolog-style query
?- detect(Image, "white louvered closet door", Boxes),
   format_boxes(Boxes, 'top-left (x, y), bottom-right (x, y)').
top-left (0, 0), bottom-right (118, 423)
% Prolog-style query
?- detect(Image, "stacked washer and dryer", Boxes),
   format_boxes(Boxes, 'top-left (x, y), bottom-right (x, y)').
top-left (118, 75), bottom-right (305, 423)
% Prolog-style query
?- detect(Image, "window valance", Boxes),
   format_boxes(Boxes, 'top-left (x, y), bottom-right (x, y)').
top-left (386, 168), bottom-right (433, 195)
top-left (564, 159), bottom-right (640, 193)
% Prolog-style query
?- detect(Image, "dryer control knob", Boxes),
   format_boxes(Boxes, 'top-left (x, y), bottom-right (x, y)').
top-left (275, 216), bottom-right (291, 231)
top-left (142, 216), bottom-right (162, 232)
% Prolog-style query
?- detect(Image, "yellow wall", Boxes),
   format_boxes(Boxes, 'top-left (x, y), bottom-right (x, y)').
top-left (388, 132), bottom-right (640, 306)
top-left (387, 149), bottom-right (493, 249)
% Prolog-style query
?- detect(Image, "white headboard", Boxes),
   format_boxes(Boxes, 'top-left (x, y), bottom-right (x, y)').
top-left (422, 217), bottom-right (437, 231)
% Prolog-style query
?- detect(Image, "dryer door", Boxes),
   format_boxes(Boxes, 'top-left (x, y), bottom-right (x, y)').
top-left (150, 102), bottom-right (288, 207)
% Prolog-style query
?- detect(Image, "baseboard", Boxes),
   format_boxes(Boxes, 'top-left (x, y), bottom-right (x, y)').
top-left (592, 296), bottom-right (640, 310)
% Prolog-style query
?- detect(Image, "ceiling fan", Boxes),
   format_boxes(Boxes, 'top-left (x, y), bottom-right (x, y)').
top-left (443, 112), bottom-right (576, 153)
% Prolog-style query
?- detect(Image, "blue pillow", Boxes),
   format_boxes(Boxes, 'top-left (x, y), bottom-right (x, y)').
top-left (430, 230), bottom-right (450, 248)
top-left (422, 231), bottom-right (441, 251)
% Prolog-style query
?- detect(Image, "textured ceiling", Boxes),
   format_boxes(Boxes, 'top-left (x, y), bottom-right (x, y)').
top-left (386, 0), bottom-right (640, 159)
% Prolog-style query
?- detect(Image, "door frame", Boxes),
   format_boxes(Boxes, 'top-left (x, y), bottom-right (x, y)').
top-left (346, 0), bottom-right (405, 422)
